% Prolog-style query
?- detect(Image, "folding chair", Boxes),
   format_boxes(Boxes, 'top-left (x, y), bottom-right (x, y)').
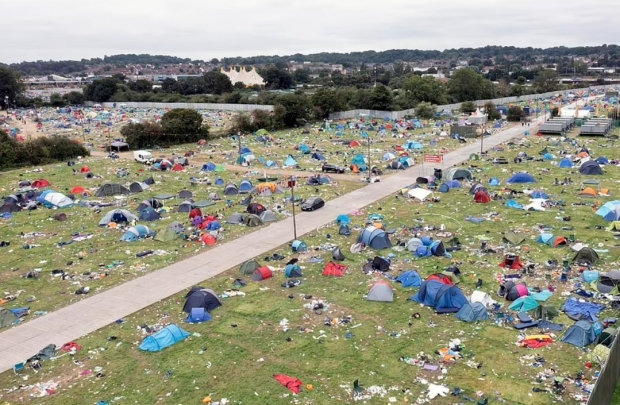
top-left (13, 362), bottom-right (25, 374)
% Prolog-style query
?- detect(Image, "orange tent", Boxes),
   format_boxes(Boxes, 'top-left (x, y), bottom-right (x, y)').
top-left (201, 234), bottom-right (216, 245)
top-left (257, 183), bottom-right (277, 194)
top-left (579, 188), bottom-right (597, 197)
top-left (578, 152), bottom-right (589, 158)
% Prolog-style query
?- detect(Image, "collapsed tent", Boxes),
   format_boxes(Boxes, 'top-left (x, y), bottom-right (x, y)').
top-left (183, 287), bottom-right (222, 313)
top-left (323, 261), bottom-right (347, 277)
top-left (139, 325), bottom-right (190, 352)
top-left (411, 280), bottom-right (468, 313)
top-left (95, 183), bottom-right (130, 197)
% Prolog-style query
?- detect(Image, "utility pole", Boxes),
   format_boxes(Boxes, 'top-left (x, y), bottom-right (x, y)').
top-left (367, 132), bottom-right (372, 181)
top-left (288, 177), bottom-right (298, 240)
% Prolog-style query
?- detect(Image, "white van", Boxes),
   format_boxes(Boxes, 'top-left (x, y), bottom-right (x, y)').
top-left (134, 150), bottom-right (153, 164)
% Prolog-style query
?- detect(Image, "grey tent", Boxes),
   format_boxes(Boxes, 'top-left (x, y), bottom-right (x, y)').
top-left (227, 213), bottom-right (245, 224)
top-left (503, 232), bottom-right (526, 245)
top-left (387, 161), bottom-right (405, 170)
top-left (129, 182), bottom-right (150, 193)
top-left (366, 281), bottom-right (394, 302)
top-left (534, 305), bottom-right (559, 320)
top-left (95, 183), bottom-right (130, 197)
top-left (178, 200), bottom-right (196, 213)
top-left (154, 229), bottom-right (177, 242)
top-left (596, 270), bottom-right (620, 294)
top-left (183, 288), bottom-right (221, 313)
top-left (445, 167), bottom-right (473, 181)
top-left (209, 192), bottom-right (222, 201)
top-left (154, 193), bottom-right (175, 201)
top-left (139, 207), bottom-right (161, 221)
top-left (240, 259), bottom-right (261, 276)
top-left (597, 327), bottom-right (617, 347)
top-left (469, 183), bottom-right (486, 195)
top-left (573, 247), bottom-right (599, 265)
top-left (178, 190), bottom-right (193, 199)
top-left (245, 214), bottom-right (263, 227)
top-left (456, 302), bottom-right (490, 323)
top-left (332, 247), bottom-right (346, 261)
top-left (99, 209), bottom-right (137, 226)
top-left (143, 177), bottom-right (155, 185)
top-left (177, 157), bottom-right (189, 166)
top-left (224, 183), bottom-right (239, 195)
top-left (406, 237), bottom-right (423, 251)
top-left (137, 198), bottom-right (163, 212)
top-left (259, 210), bottom-right (277, 223)
top-left (168, 221), bottom-right (186, 233)
top-left (0, 308), bottom-right (18, 328)
top-left (561, 321), bottom-right (597, 347)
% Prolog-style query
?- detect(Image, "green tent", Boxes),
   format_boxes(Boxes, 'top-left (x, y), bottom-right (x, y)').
top-left (607, 222), bottom-right (620, 231)
top-left (240, 259), bottom-right (261, 276)
top-left (154, 229), bottom-right (178, 242)
top-left (0, 308), bottom-right (18, 328)
top-left (508, 296), bottom-right (540, 312)
top-left (214, 165), bottom-right (226, 173)
top-left (469, 153), bottom-right (480, 161)
top-left (503, 231), bottom-right (526, 245)
top-left (587, 344), bottom-right (611, 366)
top-left (534, 305), bottom-right (559, 320)
top-left (256, 129), bottom-right (270, 136)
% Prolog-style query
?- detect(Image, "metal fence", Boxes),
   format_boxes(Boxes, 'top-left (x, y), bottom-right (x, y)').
top-left (83, 101), bottom-right (273, 112)
top-left (587, 335), bottom-right (620, 405)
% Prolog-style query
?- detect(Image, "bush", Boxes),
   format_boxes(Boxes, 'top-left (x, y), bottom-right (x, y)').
top-left (121, 109), bottom-right (209, 149)
top-left (0, 132), bottom-right (90, 171)
top-left (507, 106), bottom-right (525, 122)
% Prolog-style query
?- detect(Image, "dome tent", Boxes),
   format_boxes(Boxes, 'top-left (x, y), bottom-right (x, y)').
top-left (99, 209), bottom-right (137, 226)
top-left (367, 280), bottom-right (394, 302)
top-left (411, 280), bottom-right (468, 313)
top-left (121, 225), bottom-right (155, 242)
top-left (183, 287), bottom-right (222, 313)
top-left (139, 324), bottom-right (189, 352)
top-left (497, 281), bottom-right (528, 301)
top-left (285, 264), bottom-right (303, 278)
top-left (395, 270), bottom-right (422, 288)
top-left (444, 167), bottom-right (472, 181)
top-left (561, 320), bottom-right (597, 348)
top-left (507, 173), bottom-right (536, 184)
top-left (240, 259), bottom-right (261, 275)
top-left (252, 266), bottom-right (273, 281)
top-left (129, 182), bottom-right (150, 193)
top-left (358, 226), bottom-right (392, 250)
top-left (579, 161), bottom-right (603, 175)
top-left (139, 207), bottom-right (161, 221)
top-left (456, 302), bottom-right (490, 323)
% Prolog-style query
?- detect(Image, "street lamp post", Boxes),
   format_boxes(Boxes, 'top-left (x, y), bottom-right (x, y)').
top-left (367, 132), bottom-right (372, 181)
top-left (288, 177), bottom-right (298, 240)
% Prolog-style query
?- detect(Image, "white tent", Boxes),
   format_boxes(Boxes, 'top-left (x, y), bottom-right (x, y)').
top-left (407, 188), bottom-right (433, 202)
top-left (470, 290), bottom-right (497, 309)
top-left (524, 198), bottom-right (547, 212)
top-left (44, 192), bottom-right (73, 208)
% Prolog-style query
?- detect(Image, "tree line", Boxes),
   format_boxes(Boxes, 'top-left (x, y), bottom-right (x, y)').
top-left (0, 132), bottom-right (90, 170)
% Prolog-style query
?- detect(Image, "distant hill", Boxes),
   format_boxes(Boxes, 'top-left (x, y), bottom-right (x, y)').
top-left (8, 45), bottom-right (619, 75)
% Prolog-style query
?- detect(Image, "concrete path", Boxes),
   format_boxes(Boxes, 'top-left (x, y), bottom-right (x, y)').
top-left (0, 117), bottom-right (546, 373)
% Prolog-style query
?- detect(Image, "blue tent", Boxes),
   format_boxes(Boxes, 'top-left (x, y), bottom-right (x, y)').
top-left (121, 225), bottom-right (155, 242)
top-left (240, 147), bottom-right (252, 154)
top-left (531, 190), bottom-right (549, 199)
top-left (292, 240), bottom-right (307, 252)
top-left (507, 173), bottom-right (536, 183)
top-left (206, 221), bottom-right (221, 231)
top-left (509, 296), bottom-right (540, 312)
top-left (543, 153), bottom-right (554, 161)
top-left (489, 177), bottom-right (501, 186)
top-left (284, 156), bottom-right (298, 167)
top-left (562, 297), bottom-right (605, 322)
top-left (404, 141), bottom-right (423, 150)
top-left (239, 180), bottom-right (253, 193)
top-left (604, 207), bottom-right (620, 221)
top-left (561, 321), bottom-right (597, 348)
top-left (438, 184), bottom-right (450, 193)
top-left (505, 199), bottom-right (523, 209)
top-left (300, 144), bottom-right (311, 154)
top-left (597, 156), bottom-right (610, 165)
top-left (411, 280), bottom-right (468, 313)
top-left (139, 207), bottom-right (161, 221)
top-left (336, 214), bottom-right (351, 225)
top-left (311, 152), bottom-right (326, 161)
top-left (139, 325), bottom-right (190, 352)
top-left (536, 233), bottom-right (554, 244)
top-left (265, 160), bottom-right (277, 167)
top-left (202, 162), bottom-right (216, 172)
top-left (186, 308), bottom-right (212, 323)
top-left (358, 226), bottom-right (392, 250)
top-left (446, 180), bottom-right (461, 188)
top-left (285, 264), bottom-right (303, 277)
top-left (558, 158), bottom-right (573, 168)
top-left (215, 177), bottom-right (225, 186)
top-left (579, 161), bottom-right (603, 175)
top-left (595, 201), bottom-right (620, 218)
top-left (351, 154), bottom-right (367, 166)
top-left (456, 302), bottom-right (490, 322)
top-left (396, 270), bottom-right (422, 288)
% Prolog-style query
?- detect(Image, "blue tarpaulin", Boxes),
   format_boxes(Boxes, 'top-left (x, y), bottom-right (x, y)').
top-left (562, 297), bottom-right (605, 322)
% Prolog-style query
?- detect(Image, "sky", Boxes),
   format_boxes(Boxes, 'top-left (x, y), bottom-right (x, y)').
top-left (3, 0), bottom-right (618, 63)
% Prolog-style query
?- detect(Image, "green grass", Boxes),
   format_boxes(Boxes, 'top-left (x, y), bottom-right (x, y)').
top-left (2, 126), bottom-right (620, 405)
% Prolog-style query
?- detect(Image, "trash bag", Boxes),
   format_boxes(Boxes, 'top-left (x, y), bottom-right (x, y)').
top-left (332, 247), bottom-right (345, 261)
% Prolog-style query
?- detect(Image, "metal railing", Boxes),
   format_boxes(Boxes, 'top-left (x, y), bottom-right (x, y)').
top-left (587, 334), bottom-right (620, 405)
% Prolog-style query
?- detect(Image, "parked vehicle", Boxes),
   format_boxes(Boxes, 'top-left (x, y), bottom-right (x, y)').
top-left (322, 163), bottom-right (345, 173)
top-left (301, 197), bottom-right (325, 211)
top-left (134, 150), bottom-right (153, 164)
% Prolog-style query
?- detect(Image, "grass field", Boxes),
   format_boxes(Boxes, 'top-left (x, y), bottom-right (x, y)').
top-left (1, 123), bottom-right (619, 405)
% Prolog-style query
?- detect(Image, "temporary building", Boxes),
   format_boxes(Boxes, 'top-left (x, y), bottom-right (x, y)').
top-left (489, 177), bottom-right (501, 186)
top-left (121, 225), bottom-right (155, 242)
top-left (129, 182), bottom-right (149, 193)
top-left (596, 270), bottom-right (620, 294)
top-left (559, 158), bottom-right (574, 168)
top-left (299, 144), bottom-right (311, 154)
top-left (239, 180), bottom-right (253, 194)
top-left (336, 214), bottom-right (351, 225)
top-left (183, 287), bottom-right (222, 313)
top-left (456, 302), bottom-right (490, 322)
top-left (498, 281), bottom-right (528, 301)
top-left (259, 210), bottom-right (277, 222)
top-left (444, 168), bottom-right (472, 181)
top-left (137, 198), bottom-right (163, 212)
top-left (387, 161), bottom-right (405, 170)
top-left (154, 229), bottom-right (177, 242)
top-left (579, 161), bottom-right (603, 175)
top-left (580, 188), bottom-right (599, 198)
top-left (474, 190), bottom-right (491, 203)
top-left (202, 162), bottom-right (216, 172)
top-left (224, 183), bottom-right (239, 195)
top-left (469, 183), bottom-right (486, 195)
top-left (406, 237), bottom-right (423, 252)
top-left (503, 232), bottom-right (526, 245)
top-left (367, 280), bottom-right (394, 302)
top-left (201, 234), bottom-right (217, 245)
top-left (561, 321), bottom-right (597, 348)
top-left (507, 173), bottom-right (536, 184)
top-left (178, 200), bottom-right (195, 213)
top-left (291, 240), bottom-right (307, 252)
top-left (285, 264), bottom-right (303, 278)
top-left (139, 325), bottom-right (190, 352)
top-left (322, 261), bottom-right (347, 277)
top-left (240, 260), bottom-right (262, 276)
top-left (407, 188), bottom-right (433, 202)
top-left (411, 280), bottom-right (468, 313)
top-left (99, 209), bottom-right (137, 226)
top-left (311, 152), bottom-right (326, 161)
top-left (595, 201), bottom-right (620, 218)
top-left (382, 152), bottom-right (396, 161)
top-left (95, 183), bottom-right (130, 197)
top-left (139, 207), bottom-right (161, 221)
top-left (189, 208), bottom-right (202, 219)
top-left (509, 296), bottom-right (540, 312)
top-left (573, 247), bottom-right (599, 265)
top-left (530, 190), bottom-right (549, 199)
top-left (252, 266), bottom-right (273, 281)
top-left (395, 270), bottom-right (422, 288)
top-left (358, 226), bottom-right (392, 250)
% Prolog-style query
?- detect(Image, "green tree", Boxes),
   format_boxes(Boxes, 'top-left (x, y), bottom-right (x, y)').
top-left (260, 65), bottom-right (293, 89)
top-left (415, 102), bottom-right (436, 119)
top-left (62, 91), bottom-right (85, 105)
top-left (0, 66), bottom-right (24, 109)
top-left (507, 106), bottom-right (524, 122)
top-left (534, 69), bottom-right (559, 92)
top-left (160, 109), bottom-right (209, 144)
top-left (273, 94), bottom-right (311, 127)
top-left (292, 68), bottom-right (311, 84)
top-left (83, 78), bottom-right (121, 102)
top-left (49, 93), bottom-right (66, 107)
top-left (484, 101), bottom-right (501, 120)
top-left (403, 75), bottom-right (448, 105)
top-left (203, 71), bottom-right (233, 95)
top-left (121, 122), bottom-right (164, 149)
top-left (448, 68), bottom-right (494, 102)
top-left (233, 81), bottom-right (246, 90)
top-left (162, 78), bottom-right (179, 93)
top-left (128, 79), bottom-right (153, 93)
top-left (368, 84), bottom-right (393, 110)
top-left (516, 76), bottom-right (527, 85)
top-left (311, 89), bottom-right (347, 119)
top-left (460, 101), bottom-right (477, 114)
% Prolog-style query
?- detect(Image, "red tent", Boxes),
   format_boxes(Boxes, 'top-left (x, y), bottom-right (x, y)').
top-left (322, 261), bottom-right (347, 277)
top-left (32, 179), bottom-right (50, 188)
top-left (252, 266), bottom-right (273, 281)
top-left (426, 273), bottom-right (454, 285)
top-left (474, 190), bottom-right (491, 203)
top-left (80, 166), bottom-right (90, 173)
top-left (201, 234), bottom-right (216, 245)
top-left (172, 163), bottom-right (184, 172)
top-left (349, 140), bottom-right (361, 147)
top-left (274, 374), bottom-right (302, 394)
top-left (189, 208), bottom-right (202, 219)
top-left (71, 186), bottom-right (85, 194)
top-left (499, 254), bottom-right (524, 270)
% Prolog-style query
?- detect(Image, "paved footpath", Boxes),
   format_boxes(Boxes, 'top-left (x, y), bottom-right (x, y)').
top-left (0, 116), bottom-right (549, 372)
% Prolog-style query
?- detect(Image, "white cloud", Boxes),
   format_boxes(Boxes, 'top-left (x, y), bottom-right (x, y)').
top-left (3, 0), bottom-right (618, 63)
